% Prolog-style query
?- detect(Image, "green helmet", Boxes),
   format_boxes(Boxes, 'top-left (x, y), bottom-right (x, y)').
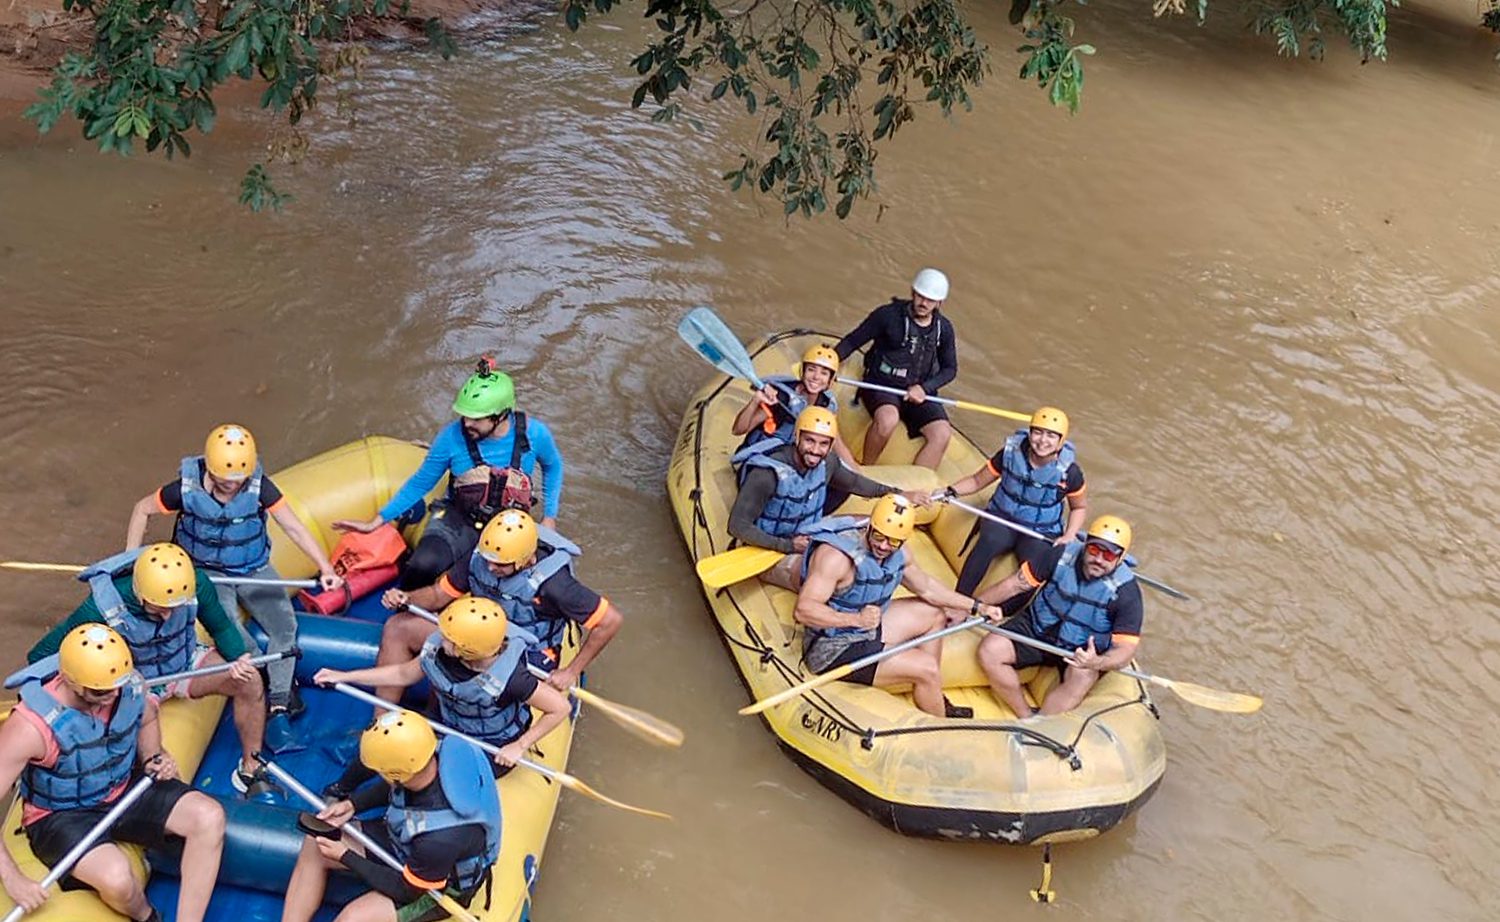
top-left (452, 358), bottom-right (516, 419)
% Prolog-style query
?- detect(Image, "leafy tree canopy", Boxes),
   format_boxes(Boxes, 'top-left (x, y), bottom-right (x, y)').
top-left (26, 0), bottom-right (1415, 215)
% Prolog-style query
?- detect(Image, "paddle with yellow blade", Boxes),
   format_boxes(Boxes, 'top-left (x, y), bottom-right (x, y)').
top-left (333, 682), bottom-right (673, 820)
top-left (739, 616), bottom-right (988, 716)
top-left (975, 622), bottom-right (1262, 714)
top-left (694, 545), bottom-right (786, 589)
top-left (257, 756), bottom-right (485, 922)
top-left (835, 377), bottom-right (1031, 423)
top-left (1, 560), bottom-right (317, 589)
top-left (402, 604), bottom-right (684, 748)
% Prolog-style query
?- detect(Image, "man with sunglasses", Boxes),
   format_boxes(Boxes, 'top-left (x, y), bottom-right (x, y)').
top-left (973, 515), bottom-right (1143, 718)
top-left (940, 407), bottom-right (1088, 594)
top-left (26, 543), bottom-right (274, 795)
top-left (834, 267), bottom-right (958, 470)
top-left (0, 625), bottom-right (227, 922)
top-left (794, 495), bottom-right (1003, 718)
top-left (126, 423), bottom-right (344, 751)
top-left (334, 359), bottom-right (566, 592)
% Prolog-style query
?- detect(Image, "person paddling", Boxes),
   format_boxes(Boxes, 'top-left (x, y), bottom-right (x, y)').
top-left (731, 345), bottom-right (854, 464)
top-left (834, 268), bottom-right (958, 469)
top-left (280, 710), bottom-right (501, 922)
top-left (24, 543), bottom-right (274, 795)
top-left (974, 516), bottom-right (1143, 717)
top-left (378, 509), bottom-right (623, 692)
top-left (0, 625), bottom-right (227, 922)
top-left (940, 407), bottom-right (1087, 594)
top-left (312, 594), bottom-right (570, 800)
top-left (334, 358), bottom-right (566, 591)
top-left (125, 423), bottom-right (344, 751)
top-left (791, 495), bottom-right (1002, 717)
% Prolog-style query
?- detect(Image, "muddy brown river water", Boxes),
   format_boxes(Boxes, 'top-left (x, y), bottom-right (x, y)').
top-left (2, 1), bottom-right (1499, 919)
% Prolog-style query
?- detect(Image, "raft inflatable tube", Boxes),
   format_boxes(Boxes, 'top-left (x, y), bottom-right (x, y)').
top-left (1, 436), bottom-right (577, 922)
top-left (667, 331), bottom-right (1166, 844)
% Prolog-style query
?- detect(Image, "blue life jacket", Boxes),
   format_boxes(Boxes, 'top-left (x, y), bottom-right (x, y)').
top-left (987, 430), bottom-right (1078, 538)
top-left (465, 525), bottom-right (582, 654)
top-left (1028, 540), bottom-right (1135, 653)
top-left (80, 549), bottom-right (199, 680)
top-left (799, 516), bottom-right (907, 645)
top-left (15, 665), bottom-right (145, 813)
top-left (418, 623), bottom-right (540, 746)
top-left (754, 376), bottom-right (839, 446)
top-left (729, 440), bottom-right (830, 540)
top-left (172, 456), bottom-right (271, 576)
top-left (386, 735), bottom-right (502, 893)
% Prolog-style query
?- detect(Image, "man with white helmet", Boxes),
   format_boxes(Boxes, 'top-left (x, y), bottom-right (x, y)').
top-left (835, 267), bottom-right (959, 469)
top-left (125, 423), bottom-right (344, 751)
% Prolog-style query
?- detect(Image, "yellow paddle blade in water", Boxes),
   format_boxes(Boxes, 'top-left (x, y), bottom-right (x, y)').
top-left (570, 687), bottom-right (685, 748)
top-left (694, 546), bottom-right (785, 589)
top-left (1147, 676), bottom-right (1263, 713)
top-left (556, 772), bottom-right (674, 820)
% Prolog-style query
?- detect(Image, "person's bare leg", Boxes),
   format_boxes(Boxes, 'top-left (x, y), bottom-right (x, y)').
top-left (281, 836), bottom-right (335, 922)
top-left (162, 792), bottom-right (226, 922)
top-left (69, 844), bottom-right (152, 921)
top-left (376, 614), bottom-right (435, 701)
top-left (189, 655), bottom-right (265, 773)
top-left (913, 419), bottom-right (953, 470)
top-left (332, 891), bottom-right (400, 922)
top-left (1039, 666), bottom-right (1103, 715)
top-left (873, 649), bottom-right (945, 716)
top-left (862, 405), bottom-right (900, 465)
top-left (977, 634), bottom-right (1033, 718)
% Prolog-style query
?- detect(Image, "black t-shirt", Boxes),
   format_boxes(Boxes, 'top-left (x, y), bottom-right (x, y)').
top-left (156, 459), bottom-right (284, 512)
top-left (1022, 543), bottom-right (1144, 638)
top-left (346, 772), bottom-right (488, 902)
top-left (430, 646), bottom-right (538, 703)
top-left (727, 445), bottom-right (898, 553)
top-left (987, 446), bottom-right (1086, 498)
top-left (442, 546), bottom-right (605, 628)
top-left (834, 299), bottom-right (958, 393)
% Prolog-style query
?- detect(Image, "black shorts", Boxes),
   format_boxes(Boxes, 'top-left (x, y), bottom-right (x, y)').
top-left (858, 386), bottom-right (950, 439)
top-left (812, 638), bottom-right (886, 686)
top-left (997, 616), bottom-right (1069, 673)
top-left (24, 778), bottom-right (194, 891)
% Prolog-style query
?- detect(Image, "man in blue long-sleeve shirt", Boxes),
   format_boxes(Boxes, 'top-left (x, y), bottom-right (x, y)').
top-left (335, 360), bottom-right (566, 589)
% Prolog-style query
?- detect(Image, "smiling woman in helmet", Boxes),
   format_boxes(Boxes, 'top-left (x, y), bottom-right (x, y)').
top-left (332, 357), bottom-right (567, 593)
top-left (730, 344), bottom-right (855, 464)
top-left (833, 267), bottom-right (959, 469)
top-left (940, 406), bottom-right (1089, 594)
top-left (973, 515), bottom-right (1144, 718)
top-left (125, 423), bottom-right (345, 752)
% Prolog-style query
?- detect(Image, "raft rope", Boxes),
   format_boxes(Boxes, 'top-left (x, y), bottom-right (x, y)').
top-left (1030, 843), bottom-right (1056, 903)
top-left (686, 329), bottom-right (1153, 761)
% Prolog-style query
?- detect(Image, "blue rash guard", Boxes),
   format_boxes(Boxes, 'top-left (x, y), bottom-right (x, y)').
top-left (380, 418), bottom-right (565, 522)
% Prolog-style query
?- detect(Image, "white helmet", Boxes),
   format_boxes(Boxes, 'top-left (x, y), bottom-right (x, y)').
top-left (911, 268), bottom-right (949, 302)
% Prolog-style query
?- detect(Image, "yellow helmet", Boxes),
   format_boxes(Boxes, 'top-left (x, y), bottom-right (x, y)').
top-left (359, 709), bottom-right (438, 784)
top-left (440, 595), bottom-right (509, 659)
top-left (794, 406), bottom-right (838, 440)
top-left (800, 345), bottom-right (840, 376)
top-left (1029, 407), bottom-right (1069, 440)
top-left (868, 494), bottom-right (917, 543)
top-left (133, 543), bottom-right (195, 608)
top-left (477, 509), bottom-right (539, 565)
top-left (59, 624), bottom-right (135, 691)
top-left (1087, 515), bottom-right (1133, 554)
top-left (204, 424), bottom-right (257, 481)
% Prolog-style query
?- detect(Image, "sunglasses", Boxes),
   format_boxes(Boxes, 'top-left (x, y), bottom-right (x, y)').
top-left (869, 530), bottom-right (905, 550)
top-left (1084, 541), bottom-right (1123, 563)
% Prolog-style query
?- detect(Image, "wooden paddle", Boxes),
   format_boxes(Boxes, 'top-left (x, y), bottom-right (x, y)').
top-left (940, 496), bottom-right (1194, 601)
top-left (739, 616), bottom-right (987, 716)
top-left (835, 377), bottom-right (1031, 423)
top-left (333, 683), bottom-right (672, 820)
top-left (403, 604), bottom-right (685, 748)
top-left (975, 622), bottom-right (1262, 713)
top-left (694, 545), bottom-right (786, 589)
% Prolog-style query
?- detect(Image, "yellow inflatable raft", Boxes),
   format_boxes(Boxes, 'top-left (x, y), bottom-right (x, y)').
top-left (1, 435), bottom-right (575, 921)
top-left (667, 331), bottom-right (1166, 844)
